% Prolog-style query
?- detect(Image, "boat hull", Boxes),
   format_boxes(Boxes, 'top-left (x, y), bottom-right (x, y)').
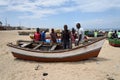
top-left (108, 38), bottom-right (120, 47)
top-left (11, 48), bottom-right (101, 62)
top-left (109, 43), bottom-right (120, 47)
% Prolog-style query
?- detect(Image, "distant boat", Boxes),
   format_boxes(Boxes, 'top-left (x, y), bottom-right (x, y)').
top-left (7, 37), bottom-right (105, 62)
top-left (108, 38), bottom-right (120, 47)
top-left (18, 31), bottom-right (34, 35)
top-left (85, 31), bottom-right (104, 37)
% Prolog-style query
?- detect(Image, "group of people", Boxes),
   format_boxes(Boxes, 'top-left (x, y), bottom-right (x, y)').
top-left (34, 28), bottom-right (46, 42)
top-left (61, 23), bottom-right (84, 49)
top-left (108, 30), bottom-right (120, 39)
top-left (34, 23), bottom-right (85, 49)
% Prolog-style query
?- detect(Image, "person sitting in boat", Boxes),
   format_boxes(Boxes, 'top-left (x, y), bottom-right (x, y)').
top-left (117, 30), bottom-right (120, 39)
top-left (76, 23), bottom-right (84, 45)
top-left (108, 29), bottom-right (113, 38)
top-left (41, 31), bottom-right (46, 42)
top-left (50, 28), bottom-right (58, 44)
top-left (34, 28), bottom-right (41, 41)
top-left (61, 25), bottom-right (71, 49)
top-left (71, 28), bottom-right (77, 47)
top-left (112, 30), bottom-right (118, 39)
top-left (94, 30), bottom-right (98, 38)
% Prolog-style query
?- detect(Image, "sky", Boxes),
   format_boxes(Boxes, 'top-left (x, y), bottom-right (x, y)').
top-left (0, 0), bottom-right (120, 29)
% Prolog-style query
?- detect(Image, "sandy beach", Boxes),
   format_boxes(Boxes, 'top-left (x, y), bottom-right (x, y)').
top-left (0, 30), bottom-right (120, 80)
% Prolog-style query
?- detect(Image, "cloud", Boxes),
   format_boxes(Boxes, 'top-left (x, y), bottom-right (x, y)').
top-left (2, 0), bottom-right (69, 19)
top-left (19, 9), bottom-right (57, 19)
top-left (79, 16), bottom-right (120, 29)
top-left (0, 0), bottom-right (120, 19)
top-left (0, 0), bottom-right (10, 6)
top-left (37, 0), bottom-right (69, 7)
top-left (73, 0), bottom-right (120, 12)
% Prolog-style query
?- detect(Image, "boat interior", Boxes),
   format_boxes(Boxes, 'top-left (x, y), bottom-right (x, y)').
top-left (15, 37), bottom-right (104, 51)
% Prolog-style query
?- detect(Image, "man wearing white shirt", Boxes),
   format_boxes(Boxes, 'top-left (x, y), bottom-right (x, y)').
top-left (76, 23), bottom-right (84, 45)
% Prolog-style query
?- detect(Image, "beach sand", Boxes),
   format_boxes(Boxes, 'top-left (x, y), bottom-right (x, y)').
top-left (0, 30), bottom-right (120, 80)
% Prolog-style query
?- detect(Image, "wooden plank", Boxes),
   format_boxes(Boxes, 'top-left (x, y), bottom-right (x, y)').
top-left (33, 44), bottom-right (42, 50)
top-left (21, 43), bottom-right (32, 47)
top-left (50, 44), bottom-right (57, 51)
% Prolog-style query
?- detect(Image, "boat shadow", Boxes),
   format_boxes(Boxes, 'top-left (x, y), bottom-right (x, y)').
top-left (66, 57), bottom-right (110, 64)
top-left (14, 57), bottom-right (109, 64)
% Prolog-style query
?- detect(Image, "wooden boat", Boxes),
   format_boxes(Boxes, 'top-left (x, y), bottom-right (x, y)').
top-left (7, 37), bottom-right (105, 62)
top-left (108, 38), bottom-right (120, 47)
top-left (18, 31), bottom-right (34, 35)
top-left (85, 31), bottom-right (104, 37)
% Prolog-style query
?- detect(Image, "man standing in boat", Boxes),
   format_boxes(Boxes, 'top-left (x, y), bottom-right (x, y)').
top-left (76, 23), bottom-right (84, 45)
top-left (34, 28), bottom-right (41, 41)
top-left (41, 31), bottom-right (46, 42)
top-left (71, 28), bottom-right (77, 47)
top-left (61, 25), bottom-right (71, 49)
top-left (50, 28), bottom-right (58, 44)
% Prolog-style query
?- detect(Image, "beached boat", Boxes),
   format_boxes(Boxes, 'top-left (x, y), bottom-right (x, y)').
top-left (7, 37), bottom-right (105, 62)
top-left (18, 31), bottom-right (35, 35)
top-left (108, 38), bottom-right (120, 47)
top-left (85, 31), bottom-right (105, 37)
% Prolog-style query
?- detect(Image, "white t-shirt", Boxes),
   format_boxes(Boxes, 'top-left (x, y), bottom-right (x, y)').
top-left (77, 28), bottom-right (84, 42)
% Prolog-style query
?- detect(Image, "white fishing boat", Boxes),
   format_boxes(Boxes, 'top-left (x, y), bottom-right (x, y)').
top-left (7, 37), bottom-right (105, 62)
